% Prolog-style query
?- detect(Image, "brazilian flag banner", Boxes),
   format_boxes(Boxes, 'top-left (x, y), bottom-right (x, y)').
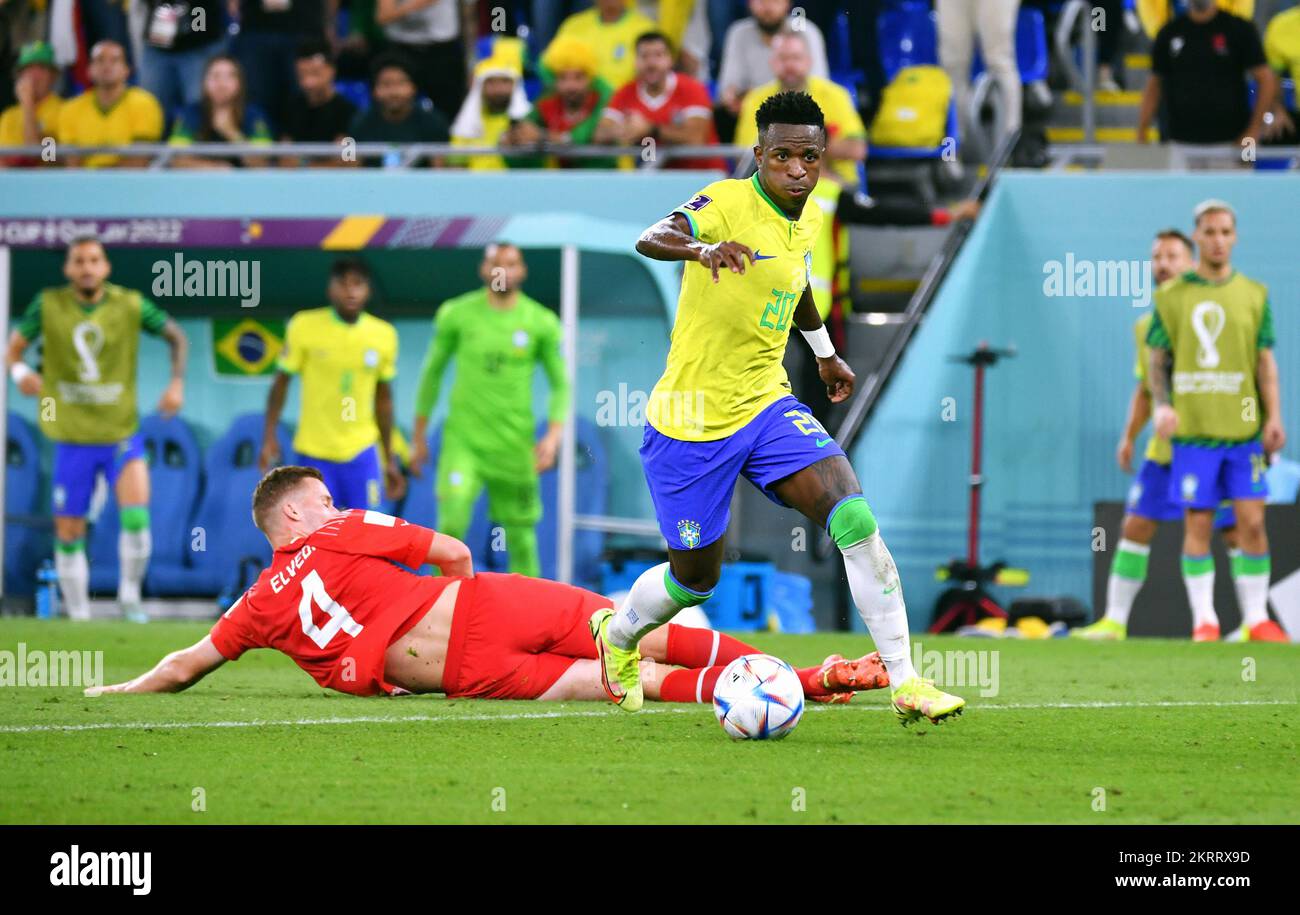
top-left (213, 318), bottom-right (285, 376)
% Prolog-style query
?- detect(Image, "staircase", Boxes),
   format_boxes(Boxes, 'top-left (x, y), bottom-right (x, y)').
top-left (1046, 51), bottom-right (1154, 144)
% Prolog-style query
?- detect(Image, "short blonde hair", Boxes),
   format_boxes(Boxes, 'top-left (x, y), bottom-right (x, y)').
top-left (1193, 198), bottom-right (1236, 227)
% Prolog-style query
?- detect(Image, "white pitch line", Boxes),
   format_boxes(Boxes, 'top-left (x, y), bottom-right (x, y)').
top-left (0, 697), bottom-right (1294, 735)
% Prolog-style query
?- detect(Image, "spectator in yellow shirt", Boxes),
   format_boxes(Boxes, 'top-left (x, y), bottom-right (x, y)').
top-left (735, 30), bottom-right (868, 188)
top-left (450, 50), bottom-right (534, 170)
top-left (1137, 0), bottom-right (1253, 38)
top-left (0, 41), bottom-right (62, 167)
top-left (1263, 4), bottom-right (1300, 139)
top-left (554, 0), bottom-right (657, 91)
top-left (56, 41), bottom-right (164, 168)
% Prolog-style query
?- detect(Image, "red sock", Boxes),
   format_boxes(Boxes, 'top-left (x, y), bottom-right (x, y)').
top-left (796, 664), bottom-right (832, 698)
top-left (658, 666), bottom-right (725, 703)
top-left (658, 663), bottom-right (833, 702)
top-left (664, 624), bottom-right (761, 669)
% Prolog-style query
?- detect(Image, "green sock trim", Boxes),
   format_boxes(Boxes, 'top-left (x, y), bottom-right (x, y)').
top-left (663, 569), bottom-right (712, 607)
top-left (827, 495), bottom-right (878, 549)
top-left (1231, 552), bottom-right (1271, 577)
top-left (119, 505), bottom-right (150, 532)
top-left (55, 539), bottom-right (85, 555)
top-left (1113, 548), bottom-right (1149, 581)
top-left (1181, 554), bottom-right (1214, 577)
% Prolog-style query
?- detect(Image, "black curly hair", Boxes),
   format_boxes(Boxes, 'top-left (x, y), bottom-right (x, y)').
top-left (754, 91), bottom-right (826, 143)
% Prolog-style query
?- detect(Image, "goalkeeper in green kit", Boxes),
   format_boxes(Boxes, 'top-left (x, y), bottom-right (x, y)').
top-left (1148, 200), bottom-right (1287, 643)
top-left (410, 243), bottom-right (571, 578)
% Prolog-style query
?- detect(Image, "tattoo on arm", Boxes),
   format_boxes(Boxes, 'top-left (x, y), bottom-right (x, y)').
top-left (1149, 347), bottom-right (1172, 406)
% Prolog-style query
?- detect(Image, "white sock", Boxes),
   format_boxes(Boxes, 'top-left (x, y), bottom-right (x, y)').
top-left (843, 533), bottom-right (917, 687)
top-left (118, 527), bottom-right (151, 609)
top-left (1182, 554), bottom-right (1219, 629)
top-left (1105, 538), bottom-right (1150, 627)
top-left (55, 545), bottom-right (91, 621)
top-left (608, 562), bottom-right (703, 649)
top-left (1231, 552), bottom-right (1271, 629)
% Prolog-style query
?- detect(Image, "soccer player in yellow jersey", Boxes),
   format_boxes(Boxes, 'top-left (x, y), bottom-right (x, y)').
top-left (1148, 201), bottom-right (1286, 643)
top-left (6, 237), bottom-right (188, 622)
top-left (591, 92), bottom-right (965, 725)
top-left (1075, 229), bottom-right (1240, 642)
top-left (259, 258), bottom-right (405, 510)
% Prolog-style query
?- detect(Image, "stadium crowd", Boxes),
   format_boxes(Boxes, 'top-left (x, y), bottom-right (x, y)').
top-left (2, 0), bottom-right (1298, 171)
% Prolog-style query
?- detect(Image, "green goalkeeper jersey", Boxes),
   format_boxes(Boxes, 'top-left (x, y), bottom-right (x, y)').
top-left (1147, 270), bottom-right (1275, 444)
top-left (16, 283), bottom-right (169, 444)
top-left (414, 288), bottom-right (571, 469)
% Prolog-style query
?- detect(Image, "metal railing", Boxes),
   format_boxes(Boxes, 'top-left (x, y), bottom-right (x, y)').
top-left (1045, 143), bottom-right (1300, 170)
top-left (0, 142), bottom-right (756, 172)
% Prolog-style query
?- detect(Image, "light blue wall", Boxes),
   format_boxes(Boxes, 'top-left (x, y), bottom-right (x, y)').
top-left (0, 170), bottom-right (719, 219)
top-left (851, 172), bottom-right (1300, 629)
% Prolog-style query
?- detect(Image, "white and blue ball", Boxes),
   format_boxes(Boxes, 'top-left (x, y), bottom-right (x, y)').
top-left (712, 654), bottom-right (804, 740)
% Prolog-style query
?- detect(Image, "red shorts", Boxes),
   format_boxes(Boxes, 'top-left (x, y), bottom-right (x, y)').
top-left (441, 573), bottom-right (609, 700)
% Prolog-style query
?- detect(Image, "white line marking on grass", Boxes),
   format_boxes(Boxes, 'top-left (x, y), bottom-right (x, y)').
top-left (0, 706), bottom-right (692, 734)
top-left (0, 697), bottom-right (1294, 735)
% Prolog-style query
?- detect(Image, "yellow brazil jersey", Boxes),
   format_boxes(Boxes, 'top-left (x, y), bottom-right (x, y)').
top-left (452, 111), bottom-right (511, 170)
top-left (278, 307), bottom-right (398, 462)
top-left (555, 5), bottom-right (657, 91)
top-left (1265, 6), bottom-right (1300, 84)
top-left (1133, 312), bottom-right (1171, 466)
top-left (735, 77), bottom-right (868, 187)
top-left (0, 94), bottom-right (62, 147)
top-left (648, 174), bottom-right (823, 442)
top-left (56, 87), bottom-right (163, 168)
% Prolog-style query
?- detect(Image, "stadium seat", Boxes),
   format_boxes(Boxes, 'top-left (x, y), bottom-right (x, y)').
top-left (878, 0), bottom-right (939, 81)
top-left (537, 417), bottom-right (608, 589)
top-left (140, 414), bottom-right (205, 596)
top-left (399, 424), bottom-right (496, 572)
top-left (185, 413), bottom-right (293, 600)
top-left (4, 412), bottom-right (47, 598)
top-left (828, 9), bottom-right (865, 96)
top-left (334, 80), bottom-right (371, 113)
top-left (970, 6), bottom-right (1050, 84)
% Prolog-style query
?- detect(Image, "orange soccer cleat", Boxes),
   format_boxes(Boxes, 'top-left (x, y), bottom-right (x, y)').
top-left (1247, 620), bottom-right (1289, 643)
top-left (818, 651), bottom-right (891, 692)
top-left (1192, 623), bottom-right (1221, 642)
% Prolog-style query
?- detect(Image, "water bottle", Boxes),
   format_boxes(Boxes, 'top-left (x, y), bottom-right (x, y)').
top-left (35, 561), bottom-right (59, 619)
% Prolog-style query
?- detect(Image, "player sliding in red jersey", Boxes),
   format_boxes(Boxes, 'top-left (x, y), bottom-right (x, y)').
top-left (85, 466), bottom-right (887, 704)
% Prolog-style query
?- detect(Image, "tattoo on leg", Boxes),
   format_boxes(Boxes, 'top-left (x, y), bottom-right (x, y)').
top-left (796, 456), bottom-right (862, 527)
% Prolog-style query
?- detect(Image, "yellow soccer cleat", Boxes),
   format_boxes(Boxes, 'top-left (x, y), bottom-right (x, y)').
top-left (589, 608), bottom-right (643, 712)
top-left (890, 677), bottom-right (965, 726)
top-left (1071, 617), bottom-right (1127, 641)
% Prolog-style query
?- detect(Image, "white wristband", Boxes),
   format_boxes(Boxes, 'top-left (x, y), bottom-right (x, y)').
top-left (800, 325), bottom-right (836, 359)
top-left (9, 362), bottom-right (33, 385)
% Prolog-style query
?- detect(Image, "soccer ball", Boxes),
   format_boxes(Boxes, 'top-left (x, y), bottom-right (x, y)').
top-left (712, 654), bottom-right (804, 740)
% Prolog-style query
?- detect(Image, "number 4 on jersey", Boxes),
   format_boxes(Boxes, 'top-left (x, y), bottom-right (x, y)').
top-left (298, 568), bottom-right (364, 649)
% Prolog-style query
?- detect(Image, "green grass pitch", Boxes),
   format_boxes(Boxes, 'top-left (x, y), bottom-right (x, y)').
top-left (1, 619), bottom-right (1296, 824)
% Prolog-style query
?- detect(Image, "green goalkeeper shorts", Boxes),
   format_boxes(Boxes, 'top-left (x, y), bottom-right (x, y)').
top-left (436, 440), bottom-right (542, 535)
